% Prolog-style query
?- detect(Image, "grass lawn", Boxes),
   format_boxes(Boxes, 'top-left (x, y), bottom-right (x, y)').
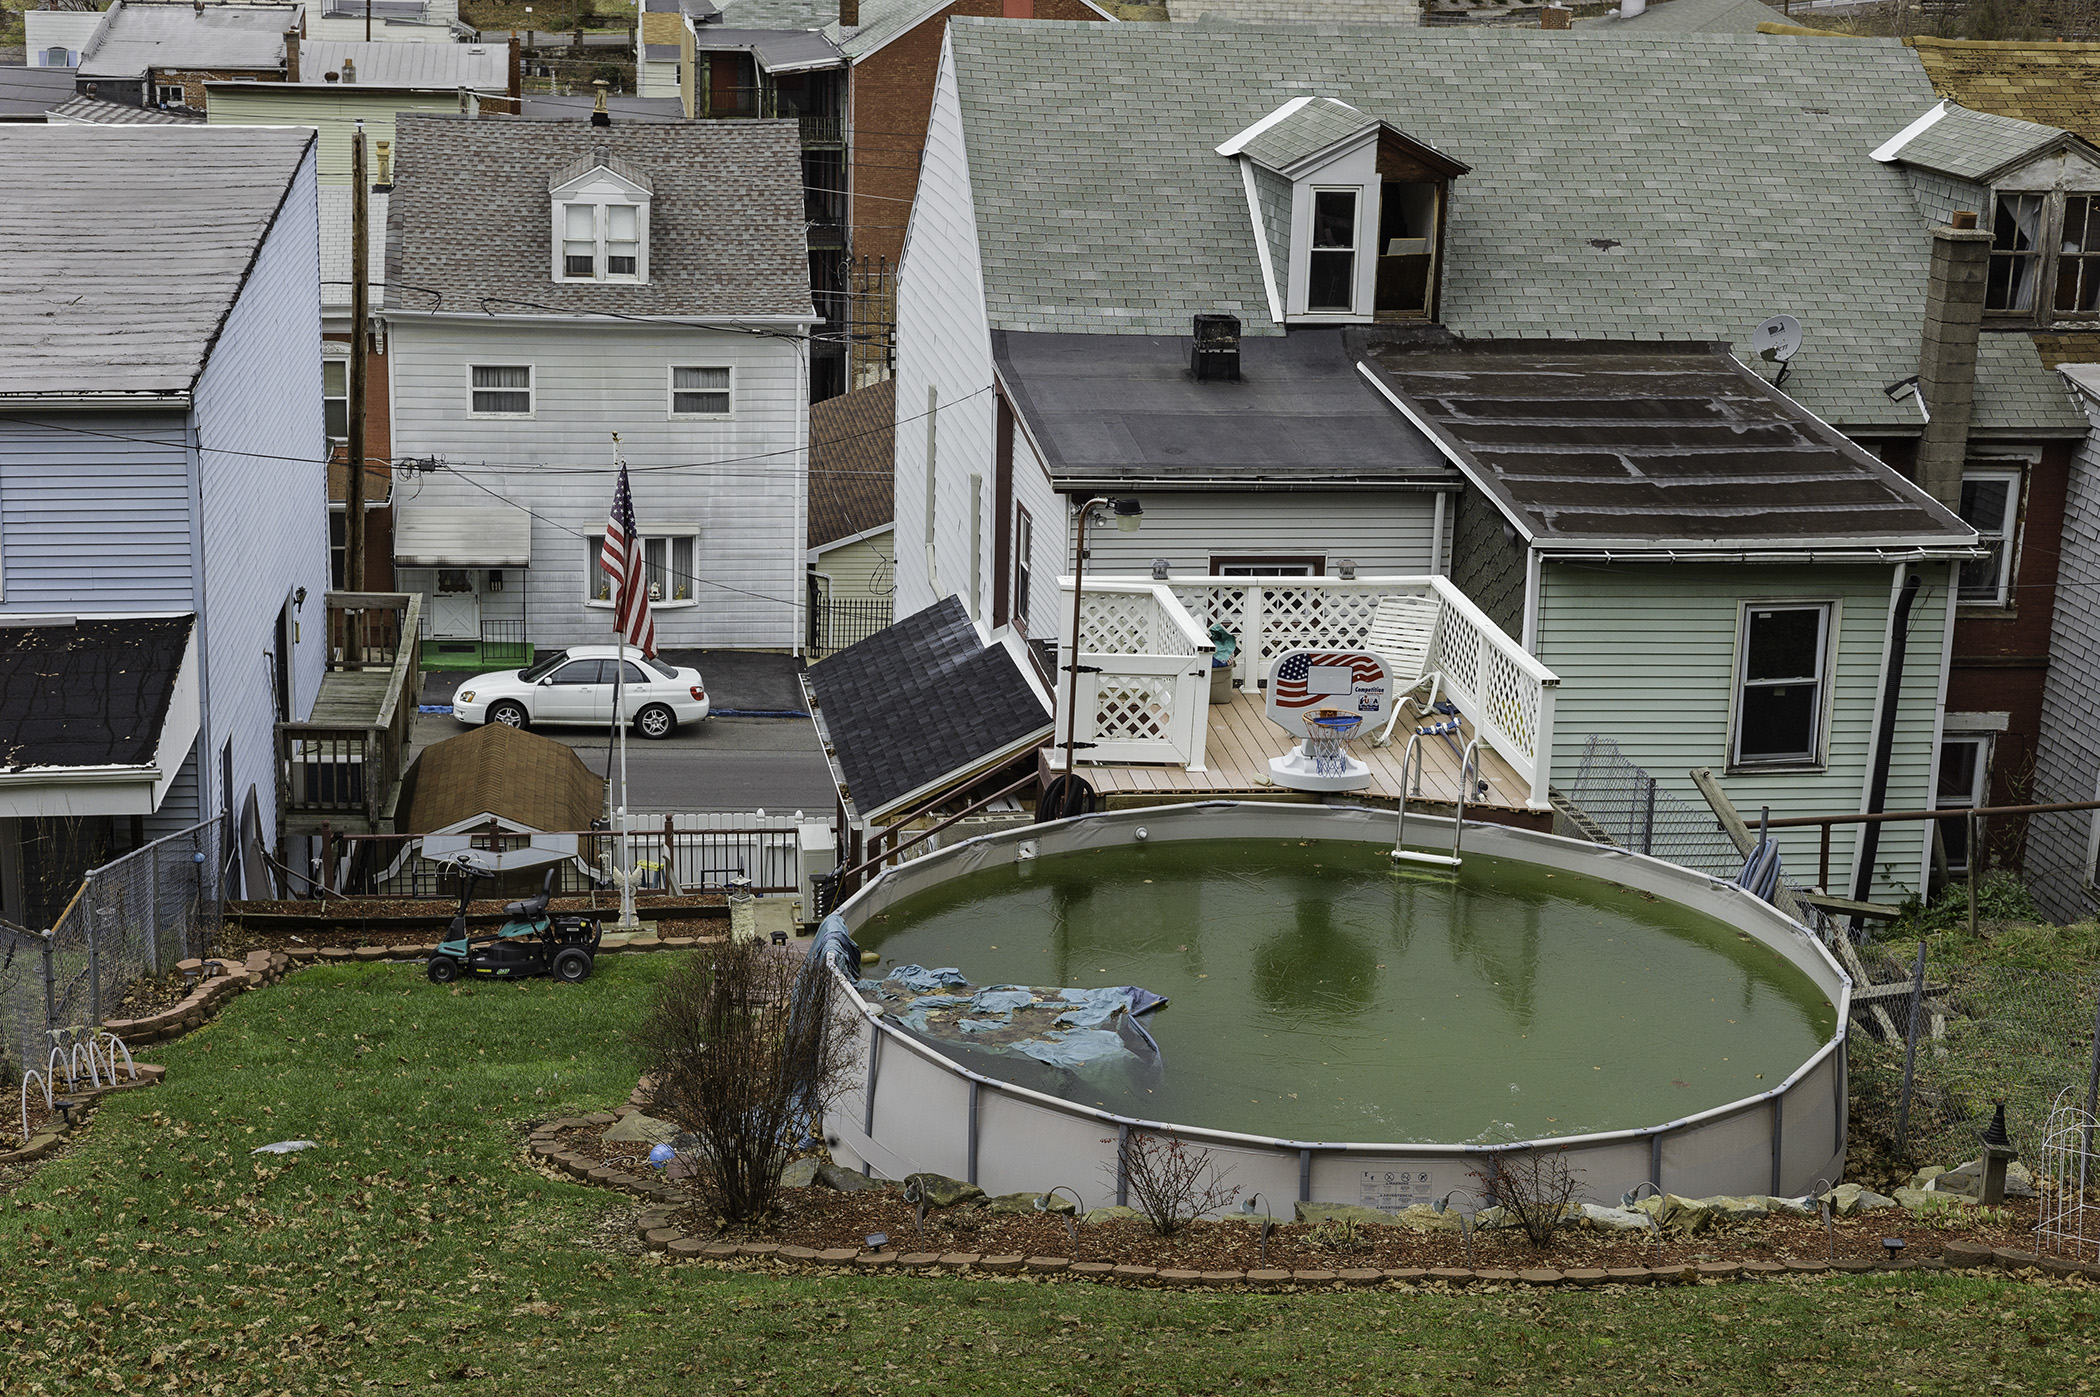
top-left (4, 956), bottom-right (2096, 1396)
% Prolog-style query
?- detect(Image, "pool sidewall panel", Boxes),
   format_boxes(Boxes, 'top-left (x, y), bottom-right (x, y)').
top-left (825, 802), bottom-right (1850, 1211)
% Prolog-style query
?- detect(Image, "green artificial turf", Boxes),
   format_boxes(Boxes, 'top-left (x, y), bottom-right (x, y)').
top-left (4, 956), bottom-right (2096, 1396)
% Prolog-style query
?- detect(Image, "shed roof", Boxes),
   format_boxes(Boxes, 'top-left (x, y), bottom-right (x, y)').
top-left (809, 377), bottom-right (895, 549)
top-left (0, 125), bottom-right (312, 397)
top-left (77, 2), bottom-right (301, 80)
top-left (385, 115), bottom-right (812, 320)
top-left (296, 38), bottom-right (510, 88)
top-left (394, 504), bottom-right (532, 567)
top-left (0, 615), bottom-right (194, 771)
top-left (940, 20), bottom-right (2086, 436)
top-left (1910, 36), bottom-right (2100, 147)
top-left (807, 595), bottom-right (1051, 818)
top-left (995, 327), bottom-right (1456, 490)
top-left (688, 26), bottom-right (844, 69)
top-left (1364, 339), bottom-right (1976, 550)
top-left (518, 93), bottom-right (687, 122)
top-left (400, 721), bottom-right (604, 834)
top-left (1876, 98), bottom-right (2082, 183)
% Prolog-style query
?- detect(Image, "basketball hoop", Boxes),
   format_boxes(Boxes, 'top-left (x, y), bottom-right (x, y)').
top-left (1303, 710), bottom-right (1364, 777)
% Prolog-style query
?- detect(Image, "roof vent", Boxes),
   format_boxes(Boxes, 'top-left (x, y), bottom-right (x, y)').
top-left (340, 56), bottom-right (356, 83)
top-left (1191, 313), bottom-right (1241, 383)
top-left (591, 77), bottom-right (611, 127)
top-left (323, 69), bottom-right (339, 81)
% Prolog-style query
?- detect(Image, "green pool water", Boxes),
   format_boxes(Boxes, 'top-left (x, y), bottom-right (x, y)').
top-left (853, 838), bottom-right (1838, 1144)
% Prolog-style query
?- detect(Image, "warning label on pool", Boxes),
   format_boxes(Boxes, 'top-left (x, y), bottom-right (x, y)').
top-left (1360, 1169), bottom-right (1436, 1212)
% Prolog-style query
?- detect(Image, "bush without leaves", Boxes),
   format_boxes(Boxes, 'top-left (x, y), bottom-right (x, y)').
top-left (1481, 1147), bottom-right (1584, 1249)
top-left (633, 940), bottom-right (851, 1222)
top-left (1103, 1132), bottom-right (1240, 1236)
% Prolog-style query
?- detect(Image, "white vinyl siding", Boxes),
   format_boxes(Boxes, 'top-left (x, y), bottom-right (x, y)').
top-left (0, 413), bottom-right (197, 608)
top-left (1067, 491), bottom-right (1443, 582)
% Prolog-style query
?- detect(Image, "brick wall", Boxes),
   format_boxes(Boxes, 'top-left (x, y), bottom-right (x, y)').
top-left (849, 0), bottom-right (1103, 266)
top-left (155, 67), bottom-right (285, 111)
top-left (325, 330), bottom-right (395, 591)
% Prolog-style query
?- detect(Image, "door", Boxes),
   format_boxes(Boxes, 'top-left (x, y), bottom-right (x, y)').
top-left (606, 659), bottom-right (650, 725)
top-left (536, 659), bottom-right (607, 722)
top-left (429, 569), bottom-right (481, 640)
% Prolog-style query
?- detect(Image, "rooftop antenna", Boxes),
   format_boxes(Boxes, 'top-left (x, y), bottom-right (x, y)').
top-left (1749, 314), bottom-right (1803, 387)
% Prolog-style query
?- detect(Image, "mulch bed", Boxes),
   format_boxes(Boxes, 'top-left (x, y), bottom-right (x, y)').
top-left (219, 893), bottom-right (730, 954)
top-left (544, 1124), bottom-right (2041, 1272)
top-left (108, 971), bottom-right (192, 1020)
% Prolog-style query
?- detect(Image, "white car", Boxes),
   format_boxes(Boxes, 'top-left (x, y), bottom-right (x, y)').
top-left (452, 646), bottom-right (709, 740)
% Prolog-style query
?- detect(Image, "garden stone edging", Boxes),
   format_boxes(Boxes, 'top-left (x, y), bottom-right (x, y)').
top-left (519, 1078), bottom-right (2061, 1293)
top-left (3, 1064), bottom-right (170, 1165)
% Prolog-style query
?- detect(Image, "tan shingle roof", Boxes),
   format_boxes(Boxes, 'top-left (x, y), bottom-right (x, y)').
top-left (401, 721), bottom-right (604, 834)
top-left (808, 377), bottom-right (894, 548)
top-left (1911, 36), bottom-right (2100, 147)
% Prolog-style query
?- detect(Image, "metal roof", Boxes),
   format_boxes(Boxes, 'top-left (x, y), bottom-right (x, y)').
top-left (77, 2), bottom-right (302, 80)
top-left (940, 21), bottom-right (2087, 436)
top-left (994, 327), bottom-right (1456, 490)
top-left (296, 38), bottom-right (510, 89)
top-left (0, 124), bottom-right (312, 396)
top-left (318, 183), bottom-right (386, 312)
top-left (384, 114), bottom-right (813, 320)
top-left (689, 26), bottom-right (843, 70)
top-left (1365, 338), bottom-right (1977, 549)
top-left (393, 504), bottom-right (532, 567)
top-left (807, 595), bottom-right (1051, 818)
top-left (45, 93), bottom-right (206, 123)
top-left (1573, 0), bottom-right (1781, 34)
top-left (519, 93), bottom-right (688, 122)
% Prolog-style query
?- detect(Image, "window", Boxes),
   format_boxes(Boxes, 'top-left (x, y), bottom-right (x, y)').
top-left (669, 366), bottom-right (731, 417)
top-left (1987, 190), bottom-right (2100, 321)
top-left (436, 569), bottom-right (474, 594)
top-left (554, 200), bottom-right (645, 282)
top-left (1935, 735), bottom-right (1990, 872)
top-left (323, 359), bottom-right (349, 441)
top-left (329, 509), bottom-right (346, 589)
top-left (2058, 195), bottom-right (2100, 315)
top-left (1957, 468), bottom-right (2021, 605)
top-left (588, 532), bottom-right (697, 605)
top-left (1733, 604), bottom-right (1830, 767)
top-left (43, 46), bottom-right (70, 66)
top-left (548, 659), bottom-right (604, 685)
top-left (1211, 555), bottom-right (1323, 578)
top-left (470, 365), bottom-right (531, 415)
top-left (1987, 193), bottom-right (2044, 312)
top-left (1013, 505), bottom-right (1033, 632)
top-left (156, 82), bottom-right (185, 106)
top-left (1307, 189), bottom-right (1359, 312)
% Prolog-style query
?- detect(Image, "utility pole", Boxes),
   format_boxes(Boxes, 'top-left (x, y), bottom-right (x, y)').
top-left (365, 0), bottom-right (372, 41)
top-left (347, 121), bottom-right (369, 592)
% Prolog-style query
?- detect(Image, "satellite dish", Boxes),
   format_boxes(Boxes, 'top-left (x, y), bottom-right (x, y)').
top-left (1750, 314), bottom-right (1804, 364)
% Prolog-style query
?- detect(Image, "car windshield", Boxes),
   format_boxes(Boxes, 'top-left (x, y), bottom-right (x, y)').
top-left (517, 653), bottom-right (566, 682)
top-left (645, 657), bottom-right (678, 680)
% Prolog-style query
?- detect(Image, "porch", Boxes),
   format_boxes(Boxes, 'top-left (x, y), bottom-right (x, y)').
top-left (277, 592), bottom-right (424, 837)
top-left (1047, 575), bottom-right (1557, 812)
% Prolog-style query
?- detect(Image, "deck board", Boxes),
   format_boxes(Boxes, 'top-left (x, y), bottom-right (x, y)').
top-left (1080, 691), bottom-right (1528, 810)
top-left (307, 669), bottom-right (394, 726)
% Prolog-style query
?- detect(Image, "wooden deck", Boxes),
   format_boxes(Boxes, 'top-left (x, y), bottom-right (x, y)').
top-left (309, 669), bottom-right (397, 725)
top-left (1061, 691), bottom-right (1530, 810)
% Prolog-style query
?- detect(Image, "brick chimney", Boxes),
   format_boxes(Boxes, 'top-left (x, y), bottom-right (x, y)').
top-left (1915, 210), bottom-right (1993, 512)
top-left (1540, 4), bottom-right (1571, 25)
top-left (508, 33), bottom-right (522, 99)
top-left (284, 29), bottom-right (299, 81)
top-left (839, 0), bottom-right (858, 26)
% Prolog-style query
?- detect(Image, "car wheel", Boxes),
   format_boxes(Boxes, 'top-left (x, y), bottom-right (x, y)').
top-left (488, 701), bottom-right (528, 730)
top-left (636, 704), bottom-right (676, 740)
top-left (426, 955), bottom-right (464, 985)
top-left (552, 948), bottom-right (592, 983)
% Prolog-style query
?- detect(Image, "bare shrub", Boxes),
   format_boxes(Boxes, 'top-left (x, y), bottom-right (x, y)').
top-left (1479, 1147), bottom-right (1584, 1249)
top-left (1102, 1132), bottom-right (1240, 1236)
top-left (633, 940), bottom-right (853, 1223)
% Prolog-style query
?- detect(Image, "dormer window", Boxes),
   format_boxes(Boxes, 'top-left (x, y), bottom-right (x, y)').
top-left (1986, 189), bottom-right (2100, 319)
top-left (1216, 98), bottom-right (1467, 328)
top-left (548, 155), bottom-right (653, 285)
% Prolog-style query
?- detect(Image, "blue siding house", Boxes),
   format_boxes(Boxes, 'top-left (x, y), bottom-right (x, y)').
top-left (0, 125), bottom-right (331, 916)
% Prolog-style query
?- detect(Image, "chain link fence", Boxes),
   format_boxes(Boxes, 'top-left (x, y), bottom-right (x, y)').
top-left (1, 816), bottom-right (230, 1090)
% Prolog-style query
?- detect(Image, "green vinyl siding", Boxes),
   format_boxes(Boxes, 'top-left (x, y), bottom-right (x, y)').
top-left (811, 529), bottom-right (895, 603)
top-left (1535, 559), bottom-right (1953, 903)
top-left (206, 88), bottom-right (459, 183)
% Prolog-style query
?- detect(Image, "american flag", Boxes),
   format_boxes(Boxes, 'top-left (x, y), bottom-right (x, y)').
top-left (1270, 652), bottom-right (1386, 710)
top-left (603, 463), bottom-right (658, 658)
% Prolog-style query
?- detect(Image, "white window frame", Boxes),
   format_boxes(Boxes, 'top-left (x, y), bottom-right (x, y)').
top-left (551, 196), bottom-right (650, 285)
top-left (585, 528), bottom-right (701, 610)
top-left (1303, 185), bottom-right (1362, 315)
top-left (1728, 600), bottom-right (1836, 770)
top-left (1934, 733), bottom-right (1992, 874)
top-left (666, 364), bottom-right (734, 419)
top-left (322, 356), bottom-right (349, 444)
top-left (468, 363), bottom-right (534, 418)
top-left (1956, 464), bottom-right (2025, 608)
top-left (156, 82), bottom-right (186, 106)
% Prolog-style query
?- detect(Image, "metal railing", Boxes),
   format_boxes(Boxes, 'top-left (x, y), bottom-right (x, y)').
top-left (799, 112), bottom-right (842, 146)
top-left (322, 816), bottom-right (802, 899)
top-left (808, 595), bottom-right (893, 657)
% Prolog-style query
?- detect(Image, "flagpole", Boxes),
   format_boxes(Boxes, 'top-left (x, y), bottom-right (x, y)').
top-left (613, 434), bottom-right (639, 932)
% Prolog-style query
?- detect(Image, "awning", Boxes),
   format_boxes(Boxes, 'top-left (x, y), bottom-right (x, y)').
top-left (394, 505), bottom-right (532, 568)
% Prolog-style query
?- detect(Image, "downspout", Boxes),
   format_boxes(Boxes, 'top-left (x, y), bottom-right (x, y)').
top-left (1850, 571), bottom-right (1925, 918)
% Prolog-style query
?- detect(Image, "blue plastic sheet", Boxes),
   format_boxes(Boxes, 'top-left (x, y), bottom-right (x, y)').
top-left (861, 966), bottom-right (1169, 1076)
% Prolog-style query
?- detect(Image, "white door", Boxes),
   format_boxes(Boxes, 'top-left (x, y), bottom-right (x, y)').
top-left (429, 569), bottom-right (480, 640)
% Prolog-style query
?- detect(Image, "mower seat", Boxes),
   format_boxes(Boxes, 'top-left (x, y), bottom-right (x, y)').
top-left (503, 868), bottom-right (556, 920)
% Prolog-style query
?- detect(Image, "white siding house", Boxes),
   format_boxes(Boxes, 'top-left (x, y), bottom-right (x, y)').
top-left (383, 114), bottom-right (815, 654)
top-left (0, 125), bottom-right (330, 913)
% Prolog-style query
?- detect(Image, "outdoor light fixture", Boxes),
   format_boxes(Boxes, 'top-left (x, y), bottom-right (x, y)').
top-left (770, 929), bottom-right (788, 946)
top-left (1336, 559), bottom-right (1358, 580)
top-left (1112, 497), bottom-right (1144, 532)
top-left (1151, 558), bottom-right (1171, 580)
top-left (1881, 1237), bottom-right (1905, 1264)
top-left (293, 586), bottom-right (307, 611)
top-left (865, 1232), bottom-right (888, 1253)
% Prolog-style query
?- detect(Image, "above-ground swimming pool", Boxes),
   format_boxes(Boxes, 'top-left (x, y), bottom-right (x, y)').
top-left (823, 804), bottom-right (1850, 1213)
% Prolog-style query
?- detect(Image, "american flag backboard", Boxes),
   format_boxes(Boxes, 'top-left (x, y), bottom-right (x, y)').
top-left (1264, 649), bottom-right (1391, 738)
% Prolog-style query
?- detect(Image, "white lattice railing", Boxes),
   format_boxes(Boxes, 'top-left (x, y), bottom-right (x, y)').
top-left (1055, 582), bottom-right (1214, 769)
top-left (1061, 575), bottom-right (1559, 808)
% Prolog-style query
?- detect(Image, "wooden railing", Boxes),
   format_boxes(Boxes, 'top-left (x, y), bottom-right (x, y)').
top-left (279, 593), bottom-right (423, 831)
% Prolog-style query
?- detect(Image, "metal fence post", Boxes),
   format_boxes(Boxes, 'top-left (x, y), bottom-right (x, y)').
top-left (2084, 973), bottom-right (2100, 1124)
top-left (1895, 939), bottom-right (1928, 1155)
top-left (147, 842), bottom-right (162, 977)
top-left (1641, 775), bottom-right (1657, 857)
top-left (40, 933), bottom-right (56, 1043)
top-left (1967, 810), bottom-right (1980, 938)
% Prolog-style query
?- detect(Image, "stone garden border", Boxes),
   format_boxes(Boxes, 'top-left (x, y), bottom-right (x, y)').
top-left (523, 1084), bottom-right (2100, 1292)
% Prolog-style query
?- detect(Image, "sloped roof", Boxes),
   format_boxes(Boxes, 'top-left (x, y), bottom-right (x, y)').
top-left (297, 38), bottom-right (510, 88)
top-left (0, 615), bottom-right (193, 770)
top-left (1879, 99), bottom-right (2080, 183)
top-left (809, 377), bottom-right (895, 548)
top-left (318, 183), bottom-right (385, 313)
top-left (1910, 36), bottom-right (2100, 147)
top-left (1574, 0), bottom-right (1779, 34)
top-left (808, 595), bottom-right (1051, 818)
top-left (689, 26), bottom-right (844, 70)
top-left (1168, 0), bottom-right (1414, 23)
top-left (1365, 339), bottom-right (1975, 549)
top-left (939, 20), bottom-right (2086, 436)
top-left (1225, 96), bottom-right (1375, 172)
top-left (77, 2), bottom-right (300, 80)
top-left (0, 66), bottom-right (78, 120)
top-left (401, 722), bottom-right (603, 834)
top-left (45, 93), bottom-right (205, 123)
top-left (0, 125), bottom-right (312, 396)
top-left (385, 115), bottom-right (812, 320)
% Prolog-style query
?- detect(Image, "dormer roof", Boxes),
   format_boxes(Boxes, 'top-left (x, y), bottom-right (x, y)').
top-left (1872, 98), bottom-right (2099, 184)
top-left (549, 154), bottom-right (654, 197)
top-left (1217, 96), bottom-right (1467, 179)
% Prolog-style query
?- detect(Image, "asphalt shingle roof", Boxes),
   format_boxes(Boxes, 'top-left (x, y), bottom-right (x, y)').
top-left (1911, 36), bottom-right (2100, 147)
top-left (807, 594), bottom-right (1050, 817)
top-left (1574, 0), bottom-right (1779, 34)
top-left (1884, 100), bottom-right (2074, 182)
top-left (0, 125), bottom-right (311, 396)
top-left (0, 616), bottom-right (194, 770)
top-left (809, 378), bottom-right (895, 548)
top-left (942, 20), bottom-right (2086, 435)
top-left (1231, 96), bottom-right (1374, 172)
top-left (400, 721), bottom-right (604, 834)
top-left (385, 115), bottom-right (812, 319)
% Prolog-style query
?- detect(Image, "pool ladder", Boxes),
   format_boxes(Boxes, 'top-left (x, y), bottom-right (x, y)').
top-left (1391, 733), bottom-right (1482, 871)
